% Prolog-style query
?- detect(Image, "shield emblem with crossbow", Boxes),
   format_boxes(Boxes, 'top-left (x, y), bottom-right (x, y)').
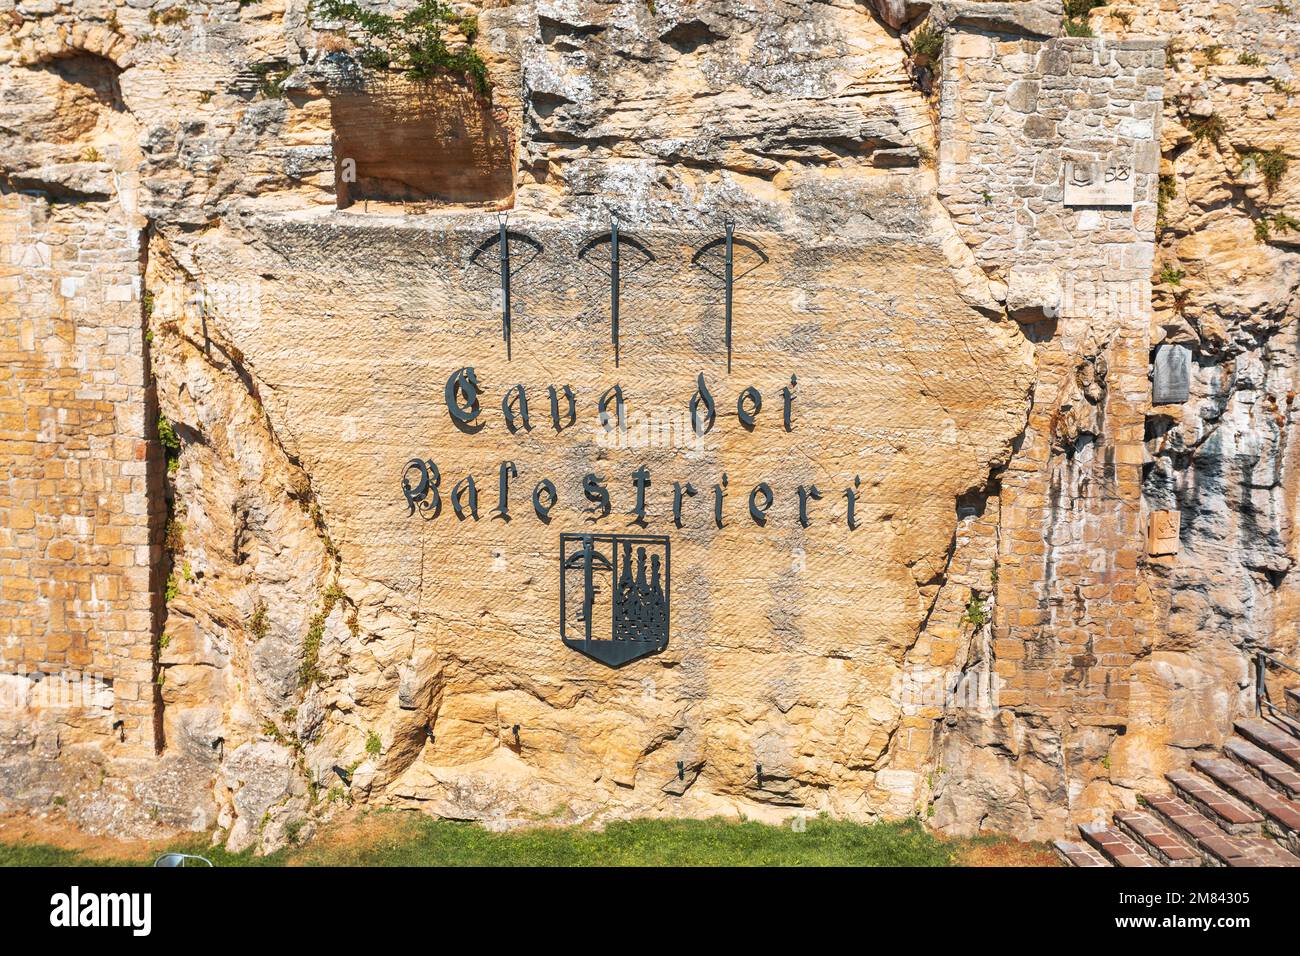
top-left (560, 533), bottom-right (670, 667)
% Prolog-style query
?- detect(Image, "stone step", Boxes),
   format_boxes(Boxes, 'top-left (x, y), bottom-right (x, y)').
top-left (1113, 810), bottom-right (1200, 866)
top-left (1287, 687), bottom-right (1300, 722)
top-left (1079, 822), bottom-right (1160, 866)
top-left (1166, 770), bottom-right (1264, 835)
top-left (1054, 839), bottom-right (1111, 867)
top-left (1235, 718), bottom-right (1300, 771)
top-left (1144, 793), bottom-right (1299, 867)
top-left (1193, 757), bottom-right (1300, 853)
top-left (1224, 737), bottom-right (1300, 800)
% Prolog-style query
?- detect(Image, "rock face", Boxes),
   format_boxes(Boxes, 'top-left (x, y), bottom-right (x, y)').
top-left (1, 0), bottom-right (1298, 851)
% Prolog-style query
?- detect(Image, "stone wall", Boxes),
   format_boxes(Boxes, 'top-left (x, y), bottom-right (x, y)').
top-left (2, 0), bottom-right (1298, 850)
top-left (0, 190), bottom-right (158, 755)
top-left (920, 29), bottom-right (1168, 836)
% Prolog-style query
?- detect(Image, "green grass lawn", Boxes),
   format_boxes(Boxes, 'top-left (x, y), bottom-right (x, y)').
top-left (0, 813), bottom-right (1055, 867)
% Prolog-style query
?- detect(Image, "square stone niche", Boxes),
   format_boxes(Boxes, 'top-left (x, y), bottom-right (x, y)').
top-left (330, 75), bottom-right (514, 209)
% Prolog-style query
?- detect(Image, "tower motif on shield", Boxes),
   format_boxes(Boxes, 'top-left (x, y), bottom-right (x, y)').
top-left (560, 533), bottom-right (670, 667)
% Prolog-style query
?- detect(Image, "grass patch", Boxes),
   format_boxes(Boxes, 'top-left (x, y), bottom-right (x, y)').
top-left (0, 813), bottom-right (1053, 867)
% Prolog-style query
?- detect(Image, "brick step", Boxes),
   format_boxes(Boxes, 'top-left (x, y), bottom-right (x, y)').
top-left (1224, 737), bottom-right (1300, 800)
top-left (1287, 687), bottom-right (1300, 722)
top-left (1054, 839), bottom-right (1111, 867)
top-left (1113, 810), bottom-right (1201, 866)
top-left (1144, 793), bottom-right (1299, 867)
top-left (1235, 718), bottom-right (1300, 771)
top-left (1166, 770), bottom-right (1264, 835)
top-left (1079, 822), bottom-right (1160, 866)
top-left (1193, 757), bottom-right (1300, 854)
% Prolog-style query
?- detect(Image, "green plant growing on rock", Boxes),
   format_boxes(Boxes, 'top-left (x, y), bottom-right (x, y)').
top-left (300, 584), bottom-right (346, 688)
top-left (1156, 173), bottom-right (1176, 230)
top-left (249, 599), bottom-right (269, 640)
top-left (149, 6), bottom-right (189, 26)
top-left (1237, 51), bottom-right (1262, 67)
top-left (1159, 265), bottom-right (1185, 286)
top-left (1259, 213), bottom-right (1300, 243)
top-left (164, 573), bottom-right (178, 603)
top-left (1062, 0), bottom-right (1101, 36)
top-left (909, 22), bottom-right (942, 62)
top-left (250, 62), bottom-right (291, 99)
top-left (365, 730), bottom-right (382, 756)
top-left (1187, 113), bottom-right (1225, 146)
top-left (1246, 147), bottom-right (1290, 193)
top-left (313, 0), bottom-right (489, 96)
top-left (157, 413), bottom-right (180, 471)
top-left (1273, 212), bottom-right (1300, 233)
top-left (1064, 0), bottom-right (1103, 15)
top-left (962, 594), bottom-right (989, 629)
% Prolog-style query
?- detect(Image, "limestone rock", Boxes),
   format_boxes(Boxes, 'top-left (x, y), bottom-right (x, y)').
top-left (1, 0), bottom-right (1297, 853)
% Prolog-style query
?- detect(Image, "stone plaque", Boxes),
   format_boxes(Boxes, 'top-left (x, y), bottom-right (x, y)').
top-left (1152, 343), bottom-right (1192, 404)
top-left (1147, 510), bottom-right (1181, 557)
top-left (1063, 156), bottom-right (1135, 207)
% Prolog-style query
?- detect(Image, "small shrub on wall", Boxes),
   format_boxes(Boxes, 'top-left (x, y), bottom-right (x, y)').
top-left (313, 0), bottom-right (490, 96)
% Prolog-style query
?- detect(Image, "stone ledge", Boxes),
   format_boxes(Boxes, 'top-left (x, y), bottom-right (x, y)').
top-left (930, 0), bottom-right (1064, 40)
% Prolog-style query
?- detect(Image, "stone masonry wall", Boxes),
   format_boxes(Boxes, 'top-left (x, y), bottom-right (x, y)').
top-left (0, 190), bottom-right (158, 757)
top-left (920, 30), bottom-right (1176, 835)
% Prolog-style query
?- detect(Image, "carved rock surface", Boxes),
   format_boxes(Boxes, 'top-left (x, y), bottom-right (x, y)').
top-left (0, 0), bottom-right (1297, 852)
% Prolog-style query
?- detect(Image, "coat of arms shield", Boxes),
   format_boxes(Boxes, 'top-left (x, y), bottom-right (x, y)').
top-left (560, 533), bottom-right (670, 667)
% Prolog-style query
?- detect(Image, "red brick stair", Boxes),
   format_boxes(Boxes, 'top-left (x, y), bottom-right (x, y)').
top-left (1079, 822), bottom-right (1160, 866)
top-left (1052, 840), bottom-right (1110, 867)
top-left (1193, 756), bottom-right (1300, 853)
top-left (1143, 792), bottom-right (1299, 867)
top-left (1112, 809), bottom-right (1199, 866)
top-left (1235, 718), bottom-right (1300, 771)
top-left (1224, 737), bottom-right (1300, 800)
top-left (1057, 690), bottom-right (1300, 867)
top-left (1166, 769), bottom-right (1263, 835)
